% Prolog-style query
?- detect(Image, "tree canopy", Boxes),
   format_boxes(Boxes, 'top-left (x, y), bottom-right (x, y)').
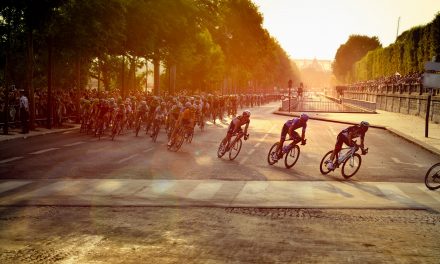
top-left (0, 0), bottom-right (299, 95)
top-left (352, 13), bottom-right (440, 81)
top-left (332, 35), bottom-right (381, 82)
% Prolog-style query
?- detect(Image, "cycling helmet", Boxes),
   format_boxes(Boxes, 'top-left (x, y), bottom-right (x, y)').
top-left (360, 121), bottom-right (370, 127)
top-left (141, 101), bottom-right (147, 106)
top-left (185, 102), bottom-right (192, 108)
top-left (300, 113), bottom-right (309, 121)
top-left (242, 110), bottom-right (251, 117)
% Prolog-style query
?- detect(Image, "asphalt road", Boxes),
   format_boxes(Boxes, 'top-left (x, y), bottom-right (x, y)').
top-left (0, 102), bottom-right (438, 182)
top-left (1, 102), bottom-right (440, 263)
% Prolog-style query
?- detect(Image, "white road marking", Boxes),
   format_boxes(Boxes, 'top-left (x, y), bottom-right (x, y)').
top-left (247, 149), bottom-right (255, 155)
top-left (254, 142), bottom-right (261, 148)
top-left (62, 130), bottom-right (74, 134)
top-left (268, 124), bottom-right (276, 133)
top-left (117, 154), bottom-right (139, 164)
top-left (143, 147), bottom-right (154, 153)
top-left (63, 141), bottom-right (85, 147)
top-left (0, 156), bottom-right (24, 164)
top-left (391, 157), bottom-right (424, 168)
top-left (260, 134), bottom-right (269, 142)
top-left (328, 126), bottom-right (337, 136)
top-left (30, 148), bottom-right (59, 155)
top-left (239, 156), bottom-right (249, 165)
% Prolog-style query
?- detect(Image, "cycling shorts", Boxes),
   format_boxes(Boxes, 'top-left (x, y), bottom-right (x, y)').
top-left (335, 132), bottom-right (351, 153)
top-left (280, 124), bottom-right (300, 141)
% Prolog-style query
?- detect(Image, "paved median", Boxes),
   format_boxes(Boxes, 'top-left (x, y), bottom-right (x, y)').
top-left (1, 179), bottom-right (439, 210)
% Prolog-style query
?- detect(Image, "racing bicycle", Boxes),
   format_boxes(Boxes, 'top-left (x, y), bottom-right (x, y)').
top-left (267, 139), bottom-right (305, 169)
top-left (319, 142), bottom-right (368, 179)
top-left (167, 125), bottom-right (193, 152)
top-left (425, 162), bottom-right (440, 190)
top-left (217, 129), bottom-right (248, 161)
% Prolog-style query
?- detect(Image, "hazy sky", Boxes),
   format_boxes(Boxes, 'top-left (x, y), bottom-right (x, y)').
top-left (252, 0), bottom-right (440, 60)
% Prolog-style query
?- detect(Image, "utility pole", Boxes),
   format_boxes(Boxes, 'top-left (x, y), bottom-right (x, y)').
top-left (288, 79), bottom-right (292, 112)
top-left (396, 17), bottom-right (401, 40)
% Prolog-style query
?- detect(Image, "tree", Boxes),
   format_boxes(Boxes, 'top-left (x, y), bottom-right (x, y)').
top-left (332, 35), bottom-right (381, 82)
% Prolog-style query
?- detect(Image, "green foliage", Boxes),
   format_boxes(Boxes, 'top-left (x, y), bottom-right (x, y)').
top-left (0, 0), bottom-right (298, 94)
top-left (332, 35), bottom-right (382, 82)
top-left (353, 13), bottom-right (440, 81)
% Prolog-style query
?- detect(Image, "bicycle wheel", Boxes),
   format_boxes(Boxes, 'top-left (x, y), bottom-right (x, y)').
top-left (284, 145), bottom-right (300, 169)
top-left (111, 125), bottom-right (117, 141)
top-left (217, 138), bottom-right (228, 158)
top-left (188, 130), bottom-right (194, 143)
top-left (135, 120), bottom-right (141, 137)
top-left (173, 132), bottom-right (185, 151)
top-left (319, 151), bottom-right (333, 175)
top-left (152, 124), bottom-right (159, 142)
top-left (425, 162), bottom-right (440, 190)
top-left (342, 153), bottom-right (362, 179)
top-left (267, 143), bottom-right (279, 165)
top-left (229, 138), bottom-right (242, 160)
top-left (168, 128), bottom-right (184, 152)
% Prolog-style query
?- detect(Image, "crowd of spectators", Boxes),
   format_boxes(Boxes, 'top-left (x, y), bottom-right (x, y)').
top-left (347, 72), bottom-right (423, 93)
top-left (0, 87), bottom-right (79, 128)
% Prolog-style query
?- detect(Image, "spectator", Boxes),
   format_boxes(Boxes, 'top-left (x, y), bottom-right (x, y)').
top-left (19, 89), bottom-right (29, 134)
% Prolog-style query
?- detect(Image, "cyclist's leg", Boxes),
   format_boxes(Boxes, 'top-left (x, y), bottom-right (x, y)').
top-left (328, 133), bottom-right (346, 164)
top-left (276, 124), bottom-right (289, 155)
top-left (291, 131), bottom-right (301, 145)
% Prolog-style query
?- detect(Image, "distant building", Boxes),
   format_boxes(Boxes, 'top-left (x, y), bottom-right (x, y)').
top-left (292, 58), bottom-right (333, 90)
top-left (293, 58), bottom-right (333, 72)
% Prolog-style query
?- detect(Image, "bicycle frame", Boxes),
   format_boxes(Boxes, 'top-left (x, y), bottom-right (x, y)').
top-left (335, 145), bottom-right (360, 167)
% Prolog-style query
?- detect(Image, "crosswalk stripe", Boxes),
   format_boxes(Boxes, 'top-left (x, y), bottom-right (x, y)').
top-left (29, 148), bottom-right (59, 155)
top-left (0, 157), bottom-right (24, 164)
top-left (63, 141), bottom-right (85, 147)
top-left (117, 154), bottom-right (139, 164)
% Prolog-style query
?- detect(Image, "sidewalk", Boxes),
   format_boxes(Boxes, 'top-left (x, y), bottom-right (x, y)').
top-left (0, 179), bottom-right (439, 211)
top-left (275, 110), bottom-right (440, 156)
top-left (0, 123), bottom-right (80, 142)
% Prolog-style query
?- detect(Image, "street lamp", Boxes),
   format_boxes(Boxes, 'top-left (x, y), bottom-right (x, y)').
top-left (288, 79), bottom-right (292, 112)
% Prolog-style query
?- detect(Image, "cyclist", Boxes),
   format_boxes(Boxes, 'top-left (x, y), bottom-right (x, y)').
top-left (222, 110), bottom-right (251, 149)
top-left (167, 102), bottom-right (194, 146)
top-left (136, 101), bottom-right (149, 124)
top-left (151, 102), bottom-right (167, 137)
top-left (325, 121), bottom-right (369, 170)
top-left (274, 113), bottom-right (308, 159)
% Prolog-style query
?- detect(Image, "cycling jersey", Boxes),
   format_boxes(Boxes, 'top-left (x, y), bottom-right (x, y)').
top-left (181, 108), bottom-right (193, 121)
top-left (341, 125), bottom-right (366, 140)
top-left (154, 106), bottom-right (167, 120)
top-left (228, 115), bottom-right (250, 134)
top-left (334, 125), bottom-right (367, 153)
top-left (281, 118), bottom-right (306, 140)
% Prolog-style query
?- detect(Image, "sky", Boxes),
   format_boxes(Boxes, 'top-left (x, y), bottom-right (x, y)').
top-left (252, 0), bottom-right (440, 60)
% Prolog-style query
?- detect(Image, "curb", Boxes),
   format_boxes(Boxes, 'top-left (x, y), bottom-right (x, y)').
top-left (0, 124), bottom-right (80, 143)
top-left (385, 127), bottom-right (440, 157)
top-left (273, 111), bottom-right (440, 157)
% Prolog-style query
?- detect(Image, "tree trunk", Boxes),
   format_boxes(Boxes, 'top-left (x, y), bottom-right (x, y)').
top-left (121, 54), bottom-right (125, 98)
top-left (47, 37), bottom-right (53, 129)
top-left (97, 57), bottom-right (100, 95)
top-left (145, 58), bottom-right (148, 92)
top-left (76, 55), bottom-right (81, 122)
top-left (153, 58), bottom-right (160, 96)
top-left (27, 31), bottom-right (35, 130)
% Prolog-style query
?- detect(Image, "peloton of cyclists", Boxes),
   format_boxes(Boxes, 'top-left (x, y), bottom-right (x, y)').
top-left (325, 121), bottom-right (369, 170)
top-left (273, 113), bottom-right (308, 160)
